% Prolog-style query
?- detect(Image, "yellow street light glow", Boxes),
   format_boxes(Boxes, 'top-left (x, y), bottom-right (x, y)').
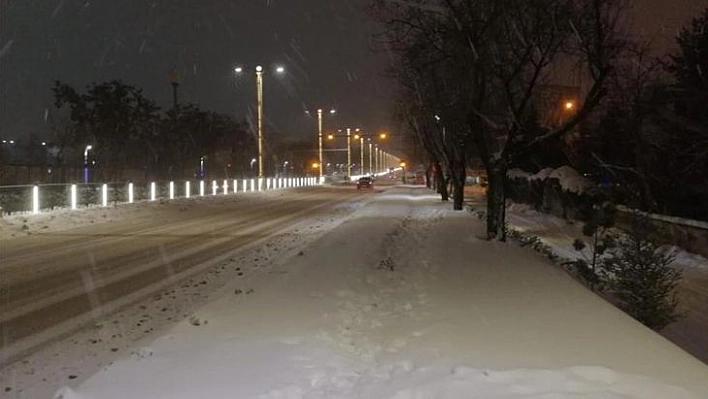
top-left (380, 133), bottom-right (387, 139)
top-left (327, 134), bottom-right (334, 140)
top-left (400, 162), bottom-right (406, 168)
top-left (312, 162), bottom-right (320, 169)
top-left (564, 101), bottom-right (574, 110)
top-left (354, 134), bottom-right (361, 140)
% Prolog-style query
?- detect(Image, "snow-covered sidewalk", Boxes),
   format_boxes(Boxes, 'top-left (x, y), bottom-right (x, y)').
top-left (37, 186), bottom-right (704, 398)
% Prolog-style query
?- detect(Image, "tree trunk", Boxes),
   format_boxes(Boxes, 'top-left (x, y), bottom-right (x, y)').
top-left (425, 162), bottom-right (433, 189)
top-left (486, 162), bottom-right (507, 241)
top-left (435, 162), bottom-right (449, 201)
top-left (452, 165), bottom-right (465, 210)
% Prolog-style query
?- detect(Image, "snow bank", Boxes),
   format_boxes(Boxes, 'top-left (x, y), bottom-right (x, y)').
top-left (528, 167), bottom-right (554, 181)
top-left (548, 165), bottom-right (594, 194)
top-left (507, 168), bottom-right (532, 180)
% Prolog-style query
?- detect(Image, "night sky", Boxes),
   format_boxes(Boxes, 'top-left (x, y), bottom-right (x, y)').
top-left (0, 0), bottom-right (395, 143)
top-left (0, 0), bottom-right (704, 144)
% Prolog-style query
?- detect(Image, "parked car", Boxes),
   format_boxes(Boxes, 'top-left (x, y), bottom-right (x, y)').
top-left (357, 176), bottom-right (373, 189)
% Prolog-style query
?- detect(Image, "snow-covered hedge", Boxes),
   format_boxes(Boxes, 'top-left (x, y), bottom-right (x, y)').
top-left (529, 168), bottom-right (554, 181)
top-left (547, 166), bottom-right (594, 194)
top-left (506, 165), bottom-right (600, 221)
top-left (506, 168), bottom-right (532, 180)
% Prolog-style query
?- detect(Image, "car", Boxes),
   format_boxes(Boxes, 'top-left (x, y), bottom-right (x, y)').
top-left (357, 176), bottom-right (373, 189)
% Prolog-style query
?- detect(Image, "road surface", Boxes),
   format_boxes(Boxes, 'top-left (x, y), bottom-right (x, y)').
top-left (0, 186), bottom-right (366, 365)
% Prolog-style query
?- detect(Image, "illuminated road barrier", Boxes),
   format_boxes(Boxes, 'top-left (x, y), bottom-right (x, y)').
top-left (1, 176), bottom-right (321, 216)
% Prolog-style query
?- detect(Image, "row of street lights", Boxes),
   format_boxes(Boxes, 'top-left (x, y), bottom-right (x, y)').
top-left (232, 64), bottom-right (401, 181)
top-left (324, 129), bottom-right (394, 177)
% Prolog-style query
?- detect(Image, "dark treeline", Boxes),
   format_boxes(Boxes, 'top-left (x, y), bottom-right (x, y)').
top-left (372, 0), bottom-right (707, 233)
top-left (47, 80), bottom-right (255, 182)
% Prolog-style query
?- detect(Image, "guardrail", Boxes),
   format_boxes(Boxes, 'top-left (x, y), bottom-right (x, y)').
top-left (0, 177), bottom-right (320, 216)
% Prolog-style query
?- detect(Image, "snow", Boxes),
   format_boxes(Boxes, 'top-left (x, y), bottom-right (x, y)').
top-left (547, 166), bottom-right (594, 194)
top-left (2, 186), bottom-right (708, 399)
top-left (659, 246), bottom-right (708, 271)
top-left (529, 168), bottom-right (554, 181)
top-left (507, 168), bottom-right (532, 180)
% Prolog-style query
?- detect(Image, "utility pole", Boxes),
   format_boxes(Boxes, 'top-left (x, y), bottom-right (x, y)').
top-left (169, 68), bottom-right (179, 109)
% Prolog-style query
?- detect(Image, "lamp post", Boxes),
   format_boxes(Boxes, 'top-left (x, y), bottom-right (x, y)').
top-left (359, 137), bottom-right (364, 175)
top-left (316, 108), bottom-right (336, 183)
top-left (255, 65), bottom-right (264, 178)
top-left (84, 145), bottom-right (93, 183)
top-left (369, 142), bottom-right (373, 174)
top-left (235, 64), bottom-right (285, 179)
top-left (346, 128), bottom-right (352, 179)
top-left (354, 131), bottom-right (366, 176)
top-left (318, 109), bottom-right (323, 181)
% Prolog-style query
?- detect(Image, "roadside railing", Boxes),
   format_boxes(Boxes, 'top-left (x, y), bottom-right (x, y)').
top-left (0, 177), bottom-right (320, 216)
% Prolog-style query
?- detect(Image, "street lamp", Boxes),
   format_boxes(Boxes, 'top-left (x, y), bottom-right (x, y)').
top-left (346, 128), bottom-right (352, 179)
top-left (369, 141), bottom-right (373, 174)
top-left (84, 145), bottom-right (93, 183)
top-left (256, 65), bottom-right (264, 179)
top-left (354, 133), bottom-right (364, 175)
top-left (316, 108), bottom-right (336, 183)
top-left (235, 64), bottom-right (285, 179)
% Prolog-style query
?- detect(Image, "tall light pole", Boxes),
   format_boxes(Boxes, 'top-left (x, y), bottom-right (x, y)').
top-left (316, 108), bottom-right (335, 183)
top-left (235, 64), bottom-right (284, 180)
top-left (369, 141), bottom-right (373, 174)
top-left (378, 148), bottom-right (383, 173)
top-left (84, 145), bottom-right (93, 184)
top-left (255, 65), bottom-right (264, 179)
top-left (317, 109), bottom-right (323, 181)
top-left (346, 128), bottom-right (352, 179)
top-left (359, 137), bottom-right (364, 175)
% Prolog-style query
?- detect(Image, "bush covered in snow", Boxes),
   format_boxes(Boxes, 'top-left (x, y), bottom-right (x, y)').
top-left (547, 166), bottom-right (594, 194)
top-left (506, 165), bottom-right (602, 221)
top-left (505, 169), bottom-right (544, 207)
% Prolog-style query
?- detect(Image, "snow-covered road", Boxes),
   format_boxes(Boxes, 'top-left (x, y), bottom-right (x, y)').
top-left (2, 185), bottom-right (707, 398)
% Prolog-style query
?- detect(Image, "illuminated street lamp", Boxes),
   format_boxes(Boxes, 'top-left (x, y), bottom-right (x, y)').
top-left (84, 145), bottom-right (93, 183)
top-left (234, 64), bottom-right (285, 179)
top-left (369, 142), bottom-right (373, 174)
top-left (354, 132), bottom-right (364, 175)
top-left (346, 128), bottom-right (352, 178)
top-left (316, 108), bottom-right (336, 183)
top-left (250, 157), bottom-right (257, 176)
top-left (256, 65), bottom-right (264, 178)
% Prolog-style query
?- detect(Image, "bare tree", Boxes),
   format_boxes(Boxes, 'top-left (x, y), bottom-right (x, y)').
top-left (373, 0), bottom-right (627, 239)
